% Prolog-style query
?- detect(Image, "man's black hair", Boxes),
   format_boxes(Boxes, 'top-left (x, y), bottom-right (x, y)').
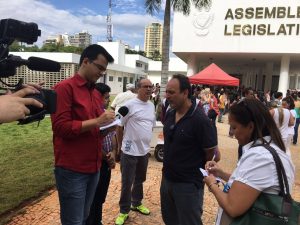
top-left (95, 83), bottom-right (111, 95)
top-left (274, 91), bottom-right (283, 99)
top-left (172, 74), bottom-right (192, 99)
top-left (243, 87), bottom-right (253, 97)
top-left (79, 44), bottom-right (114, 66)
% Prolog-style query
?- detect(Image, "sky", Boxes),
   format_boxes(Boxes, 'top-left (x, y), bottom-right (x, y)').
top-left (0, 0), bottom-right (164, 49)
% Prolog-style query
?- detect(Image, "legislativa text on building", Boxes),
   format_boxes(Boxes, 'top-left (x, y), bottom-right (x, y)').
top-left (172, 0), bottom-right (300, 94)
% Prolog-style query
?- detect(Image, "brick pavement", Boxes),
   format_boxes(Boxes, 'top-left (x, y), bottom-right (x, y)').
top-left (5, 121), bottom-right (300, 225)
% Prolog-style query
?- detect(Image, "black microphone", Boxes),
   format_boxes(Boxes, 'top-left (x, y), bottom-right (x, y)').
top-left (0, 55), bottom-right (61, 72)
top-left (27, 57), bottom-right (61, 72)
top-left (116, 106), bottom-right (129, 119)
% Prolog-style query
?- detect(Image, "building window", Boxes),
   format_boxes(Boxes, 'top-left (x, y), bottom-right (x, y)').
top-left (136, 62), bottom-right (143, 68)
top-left (109, 76), bottom-right (113, 82)
top-left (130, 77), bottom-right (133, 83)
top-left (118, 77), bottom-right (122, 82)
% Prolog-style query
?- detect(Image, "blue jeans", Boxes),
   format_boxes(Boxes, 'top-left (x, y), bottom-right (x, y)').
top-left (54, 167), bottom-right (100, 225)
top-left (160, 176), bottom-right (204, 225)
top-left (218, 108), bottom-right (224, 122)
top-left (293, 118), bottom-right (300, 144)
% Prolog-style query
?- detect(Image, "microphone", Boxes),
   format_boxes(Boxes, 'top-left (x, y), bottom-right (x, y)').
top-left (27, 57), bottom-right (61, 72)
top-left (99, 106), bottom-right (129, 131)
top-left (116, 106), bottom-right (129, 119)
top-left (0, 55), bottom-right (61, 73)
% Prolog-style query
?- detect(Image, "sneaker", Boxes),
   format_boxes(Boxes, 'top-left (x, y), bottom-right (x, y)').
top-left (115, 213), bottom-right (128, 225)
top-left (131, 204), bottom-right (150, 215)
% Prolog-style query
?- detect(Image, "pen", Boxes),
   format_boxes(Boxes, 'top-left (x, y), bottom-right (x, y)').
top-left (212, 154), bottom-right (216, 161)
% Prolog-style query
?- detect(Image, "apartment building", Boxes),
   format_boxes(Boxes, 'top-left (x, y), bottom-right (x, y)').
top-left (69, 31), bottom-right (92, 48)
top-left (144, 23), bottom-right (163, 59)
top-left (43, 31), bottom-right (91, 48)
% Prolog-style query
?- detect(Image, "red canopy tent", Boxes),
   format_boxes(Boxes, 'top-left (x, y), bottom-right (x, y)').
top-left (189, 63), bottom-right (240, 86)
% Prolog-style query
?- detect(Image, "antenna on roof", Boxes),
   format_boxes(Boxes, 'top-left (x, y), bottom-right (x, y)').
top-left (107, 0), bottom-right (114, 42)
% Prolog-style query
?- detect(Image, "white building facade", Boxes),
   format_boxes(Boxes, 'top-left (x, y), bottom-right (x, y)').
top-left (148, 58), bottom-right (188, 84)
top-left (5, 50), bottom-right (147, 95)
top-left (173, 0), bottom-right (300, 94)
top-left (2, 42), bottom-right (187, 95)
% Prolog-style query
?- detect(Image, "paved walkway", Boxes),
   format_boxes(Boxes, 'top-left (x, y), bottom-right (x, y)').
top-left (5, 121), bottom-right (300, 225)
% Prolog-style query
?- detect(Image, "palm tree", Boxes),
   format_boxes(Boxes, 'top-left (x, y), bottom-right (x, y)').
top-left (145, 0), bottom-right (212, 96)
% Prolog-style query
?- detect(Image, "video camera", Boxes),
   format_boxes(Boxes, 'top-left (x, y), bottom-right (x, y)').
top-left (0, 18), bottom-right (60, 124)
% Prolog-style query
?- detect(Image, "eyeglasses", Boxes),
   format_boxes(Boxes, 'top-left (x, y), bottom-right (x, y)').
top-left (141, 85), bottom-right (153, 89)
top-left (91, 62), bottom-right (107, 74)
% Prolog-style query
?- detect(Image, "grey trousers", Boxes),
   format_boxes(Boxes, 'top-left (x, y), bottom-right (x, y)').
top-left (160, 176), bottom-right (204, 225)
top-left (119, 152), bottom-right (149, 213)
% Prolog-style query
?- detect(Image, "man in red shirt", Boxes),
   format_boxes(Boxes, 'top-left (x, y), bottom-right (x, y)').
top-left (51, 44), bottom-right (115, 225)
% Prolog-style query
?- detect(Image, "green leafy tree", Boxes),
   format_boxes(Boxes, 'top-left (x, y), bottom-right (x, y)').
top-left (125, 48), bottom-right (146, 57)
top-left (145, 0), bottom-right (211, 95)
top-left (61, 45), bottom-right (83, 54)
top-left (138, 50), bottom-right (146, 57)
top-left (41, 43), bottom-right (59, 52)
top-left (24, 45), bottom-right (40, 52)
top-left (9, 41), bottom-right (84, 54)
top-left (125, 49), bottom-right (136, 54)
top-left (152, 50), bottom-right (162, 61)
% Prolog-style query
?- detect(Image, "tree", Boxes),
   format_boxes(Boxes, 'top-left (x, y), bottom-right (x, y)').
top-left (61, 45), bottom-right (83, 54)
top-left (125, 48), bottom-right (146, 57)
top-left (24, 45), bottom-right (40, 52)
top-left (152, 50), bottom-right (162, 61)
top-left (145, 0), bottom-right (212, 95)
top-left (41, 43), bottom-right (59, 52)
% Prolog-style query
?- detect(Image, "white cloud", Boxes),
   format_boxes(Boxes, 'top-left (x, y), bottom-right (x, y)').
top-left (115, 0), bottom-right (139, 12)
top-left (0, 0), bottom-right (161, 48)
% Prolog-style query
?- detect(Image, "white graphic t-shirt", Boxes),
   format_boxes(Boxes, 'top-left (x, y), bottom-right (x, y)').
top-left (120, 98), bottom-right (156, 156)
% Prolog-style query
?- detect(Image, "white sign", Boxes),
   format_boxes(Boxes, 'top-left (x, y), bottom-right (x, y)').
top-left (172, 0), bottom-right (300, 54)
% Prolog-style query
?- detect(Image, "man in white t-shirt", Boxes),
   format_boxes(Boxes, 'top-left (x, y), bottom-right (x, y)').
top-left (115, 78), bottom-right (156, 225)
top-left (110, 83), bottom-right (136, 113)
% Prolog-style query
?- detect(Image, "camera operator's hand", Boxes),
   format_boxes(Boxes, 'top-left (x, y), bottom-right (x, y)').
top-left (22, 81), bottom-right (44, 92)
top-left (0, 88), bottom-right (43, 123)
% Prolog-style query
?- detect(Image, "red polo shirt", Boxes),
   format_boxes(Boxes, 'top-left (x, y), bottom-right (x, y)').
top-left (51, 74), bottom-right (104, 173)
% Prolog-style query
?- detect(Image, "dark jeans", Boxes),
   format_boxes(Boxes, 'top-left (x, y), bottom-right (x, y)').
top-left (86, 160), bottom-right (111, 225)
top-left (160, 176), bottom-right (204, 225)
top-left (119, 153), bottom-right (149, 213)
top-left (293, 118), bottom-right (300, 144)
top-left (218, 108), bottom-right (224, 122)
top-left (54, 167), bottom-right (100, 225)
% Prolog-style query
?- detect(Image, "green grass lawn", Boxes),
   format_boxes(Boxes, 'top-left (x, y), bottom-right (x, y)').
top-left (0, 118), bottom-right (54, 222)
top-left (0, 95), bottom-right (116, 224)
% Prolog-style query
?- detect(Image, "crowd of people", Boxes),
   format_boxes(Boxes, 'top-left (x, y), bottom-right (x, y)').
top-left (0, 44), bottom-right (297, 225)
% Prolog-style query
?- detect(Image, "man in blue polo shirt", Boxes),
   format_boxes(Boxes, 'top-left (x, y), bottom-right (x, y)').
top-left (161, 74), bottom-right (219, 225)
